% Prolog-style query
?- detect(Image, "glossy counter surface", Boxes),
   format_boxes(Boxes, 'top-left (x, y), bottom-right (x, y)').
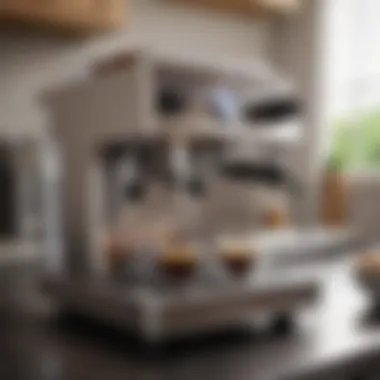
top-left (1, 258), bottom-right (380, 380)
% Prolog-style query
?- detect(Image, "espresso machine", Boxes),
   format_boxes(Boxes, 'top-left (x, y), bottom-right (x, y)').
top-left (41, 50), bottom-right (352, 342)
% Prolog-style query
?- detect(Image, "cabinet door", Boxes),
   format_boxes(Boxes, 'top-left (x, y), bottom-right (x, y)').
top-left (1, 0), bottom-right (125, 31)
top-left (82, 0), bottom-right (126, 29)
top-left (1, 0), bottom-right (86, 22)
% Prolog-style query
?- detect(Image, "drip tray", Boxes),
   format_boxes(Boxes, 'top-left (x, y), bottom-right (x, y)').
top-left (43, 266), bottom-right (319, 343)
top-left (43, 228), bottom-right (359, 342)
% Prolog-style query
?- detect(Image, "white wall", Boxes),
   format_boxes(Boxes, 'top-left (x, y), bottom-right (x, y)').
top-left (270, 0), bottom-right (327, 224)
top-left (0, 0), bottom-right (272, 134)
top-left (326, 0), bottom-right (380, 243)
top-left (327, 0), bottom-right (380, 120)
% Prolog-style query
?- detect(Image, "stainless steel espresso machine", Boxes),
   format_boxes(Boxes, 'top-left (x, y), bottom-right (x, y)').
top-left (41, 50), bottom-right (352, 342)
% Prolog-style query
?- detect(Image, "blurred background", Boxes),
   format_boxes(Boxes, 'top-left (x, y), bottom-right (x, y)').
top-left (1, 1), bottom-right (380, 379)
top-left (1, 0), bottom-right (372, 257)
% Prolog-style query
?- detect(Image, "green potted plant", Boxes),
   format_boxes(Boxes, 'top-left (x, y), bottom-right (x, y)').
top-left (322, 107), bottom-right (380, 225)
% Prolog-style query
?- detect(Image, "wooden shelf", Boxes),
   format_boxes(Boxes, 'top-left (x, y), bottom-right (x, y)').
top-left (0, 0), bottom-right (127, 34)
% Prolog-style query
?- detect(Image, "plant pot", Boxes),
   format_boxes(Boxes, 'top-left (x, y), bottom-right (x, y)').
top-left (320, 171), bottom-right (348, 226)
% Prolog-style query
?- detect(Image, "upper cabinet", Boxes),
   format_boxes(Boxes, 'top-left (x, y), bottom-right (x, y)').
top-left (0, 0), bottom-right (127, 33)
top-left (172, 0), bottom-right (299, 16)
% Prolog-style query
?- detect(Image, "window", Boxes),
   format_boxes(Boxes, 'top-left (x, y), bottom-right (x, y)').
top-left (328, 0), bottom-right (380, 171)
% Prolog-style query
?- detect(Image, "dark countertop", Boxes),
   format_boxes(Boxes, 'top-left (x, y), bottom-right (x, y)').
top-left (1, 258), bottom-right (380, 380)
